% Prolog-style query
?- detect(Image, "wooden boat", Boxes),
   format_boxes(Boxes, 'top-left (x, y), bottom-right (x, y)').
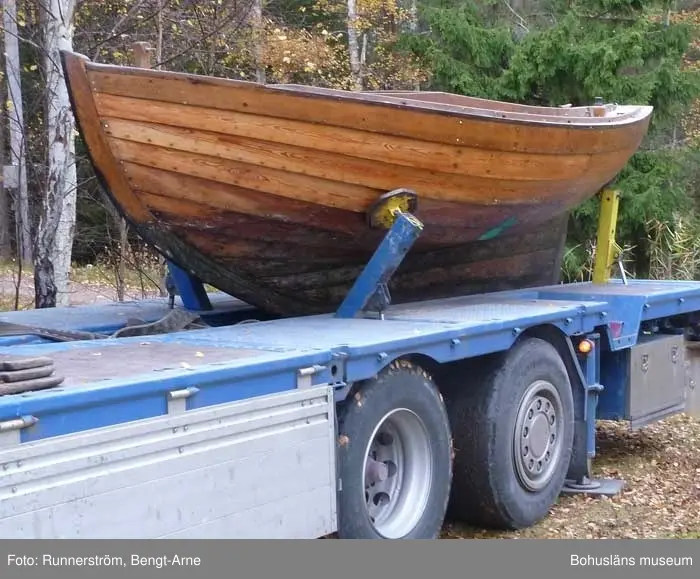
top-left (61, 51), bottom-right (653, 316)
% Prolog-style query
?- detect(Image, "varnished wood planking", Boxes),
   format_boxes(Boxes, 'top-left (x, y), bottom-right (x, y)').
top-left (128, 164), bottom-right (543, 233)
top-left (273, 83), bottom-right (628, 125)
top-left (134, 177), bottom-right (526, 244)
top-left (111, 139), bottom-right (380, 212)
top-left (112, 134), bottom-right (605, 213)
top-left (87, 67), bottom-right (652, 154)
top-left (117, 139), bottom-right (554, 243)
top-left (103, 115), bottom-right (600, 189)
top-left (94, 93), bottom-right (566, 180)
top-left (103, 119), bottom-right (625, 219)
top-left (126, 165), bottom-right (368, 236)
top-left (95, 95), bottom-right (610, 183)
top-left (61, 54), bottom-right (151, 222)
top-left (107, 135), bottom-right (622, 216)
top-left (87, 61), bottom-right (643, 129)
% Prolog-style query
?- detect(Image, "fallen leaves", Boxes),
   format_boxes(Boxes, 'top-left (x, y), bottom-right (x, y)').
top-left (443, 414), bottom-right (700, 539)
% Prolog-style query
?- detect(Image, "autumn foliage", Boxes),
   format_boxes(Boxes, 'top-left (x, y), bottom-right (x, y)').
top-left (3, 0), bottom-right (700, 283)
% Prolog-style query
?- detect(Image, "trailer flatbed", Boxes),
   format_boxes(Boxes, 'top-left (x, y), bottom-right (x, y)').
top-left (1, 279), bottom-right (699, 441)
top-left (1, 191), bottom-right (699, 540)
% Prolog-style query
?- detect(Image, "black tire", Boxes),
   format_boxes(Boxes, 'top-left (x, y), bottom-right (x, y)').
top-left (442, 337), bottom-right (574, 530)
top-left (336, 359), bottom-right (453, 539)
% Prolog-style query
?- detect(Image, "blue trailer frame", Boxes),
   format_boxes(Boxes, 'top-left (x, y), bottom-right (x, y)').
top-left (0, 192), bottom-right (698, 539)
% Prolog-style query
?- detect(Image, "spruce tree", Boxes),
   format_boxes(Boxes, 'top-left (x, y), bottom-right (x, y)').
top-left (400, 0), bottom-right (700, 278)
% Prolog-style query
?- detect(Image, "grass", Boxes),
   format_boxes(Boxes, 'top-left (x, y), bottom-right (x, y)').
top-left (674, 531), bottom-right (700, 539)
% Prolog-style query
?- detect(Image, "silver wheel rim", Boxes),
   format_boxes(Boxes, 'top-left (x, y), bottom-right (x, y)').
top-left (362, 408), bottom-right (433, 538)
top-left (513, 380), bottom-right (564, 492)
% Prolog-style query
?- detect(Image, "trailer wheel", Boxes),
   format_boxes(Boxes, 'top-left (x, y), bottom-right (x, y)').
top-left (336, 359), bottom-right (452, 539)
top-left (443, 337), bottom-right (574, 530)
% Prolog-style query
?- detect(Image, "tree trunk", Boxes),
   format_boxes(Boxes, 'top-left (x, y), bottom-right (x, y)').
top-left (3, 0), bottom-right (32, 264)
top-left (154, 9), bottom-right (168, 296)
top-left (35, 0), bottom-right (78, 308)
top-left (347, 0), bottom-right (362, 91)
top-left (252, 0), bottom-right (266, 84)
top-left (0, 43), bottom-right (12, 260)
top-left (410, 0), bottom-right (420, 90)
top-left (155, 0), bottom-right (164, 67)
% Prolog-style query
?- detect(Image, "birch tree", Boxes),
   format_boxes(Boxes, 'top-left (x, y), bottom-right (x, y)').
top-left (409, 0), bottom-right (419, 89)
top-left (3, 0), bottom-right (32, 264)
top-left (347, 0), bottom-right (363, 90)
top-left (35, 0), bottom-right (77, 308)
top-left (0, 42), bottom-right (11, 259)
top-left (252, 0), bottom-right (266, 84)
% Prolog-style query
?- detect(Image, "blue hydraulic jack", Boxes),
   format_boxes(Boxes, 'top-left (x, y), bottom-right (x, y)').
top-left (335, 188), bottom-right (423, 320)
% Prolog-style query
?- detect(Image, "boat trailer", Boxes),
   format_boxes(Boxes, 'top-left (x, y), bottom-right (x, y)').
top-left (0, 188), bottom-right (698, 539)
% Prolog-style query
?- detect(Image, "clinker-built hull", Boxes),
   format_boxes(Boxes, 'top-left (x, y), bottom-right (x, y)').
top-left (61, 51), bottom-right (653, 315)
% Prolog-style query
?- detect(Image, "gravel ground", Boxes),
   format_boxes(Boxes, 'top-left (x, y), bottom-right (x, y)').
top-left (2, 269), bottom-right (699, 539)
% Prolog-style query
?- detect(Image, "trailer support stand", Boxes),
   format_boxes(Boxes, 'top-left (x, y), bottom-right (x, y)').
top-left (592, 188), bottom-right (622, 284)
top-left (562, 333), bottom-right (625, 497)
top-left (165, 262), bottom-right (213, 311)
top-left (336, 191), bottom-right (423, 319)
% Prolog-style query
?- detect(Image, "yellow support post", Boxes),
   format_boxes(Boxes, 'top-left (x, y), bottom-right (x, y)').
top-left (592, 188), bottom-right (620, 284)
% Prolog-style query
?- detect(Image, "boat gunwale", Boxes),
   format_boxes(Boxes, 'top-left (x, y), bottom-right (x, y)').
top-left (78, 56), bottom-right (654, 130)
top-left (279, 85), bottom-right (647, 122)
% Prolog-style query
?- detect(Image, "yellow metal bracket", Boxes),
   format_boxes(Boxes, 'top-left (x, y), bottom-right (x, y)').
top-left (367, 188), bottom-right (421, 230)
top-left (592, 188), bottom-right (621, 284)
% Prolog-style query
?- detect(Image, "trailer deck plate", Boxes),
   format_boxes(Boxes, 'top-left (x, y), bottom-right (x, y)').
top-left (537, 279), bottom-right (700, 297)
top-left (385, 296), bottom-right (596, 324)
top-left (0, 292), bottom-right (251, 347)
top-left (45, 342), bottom-right (266, 387)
